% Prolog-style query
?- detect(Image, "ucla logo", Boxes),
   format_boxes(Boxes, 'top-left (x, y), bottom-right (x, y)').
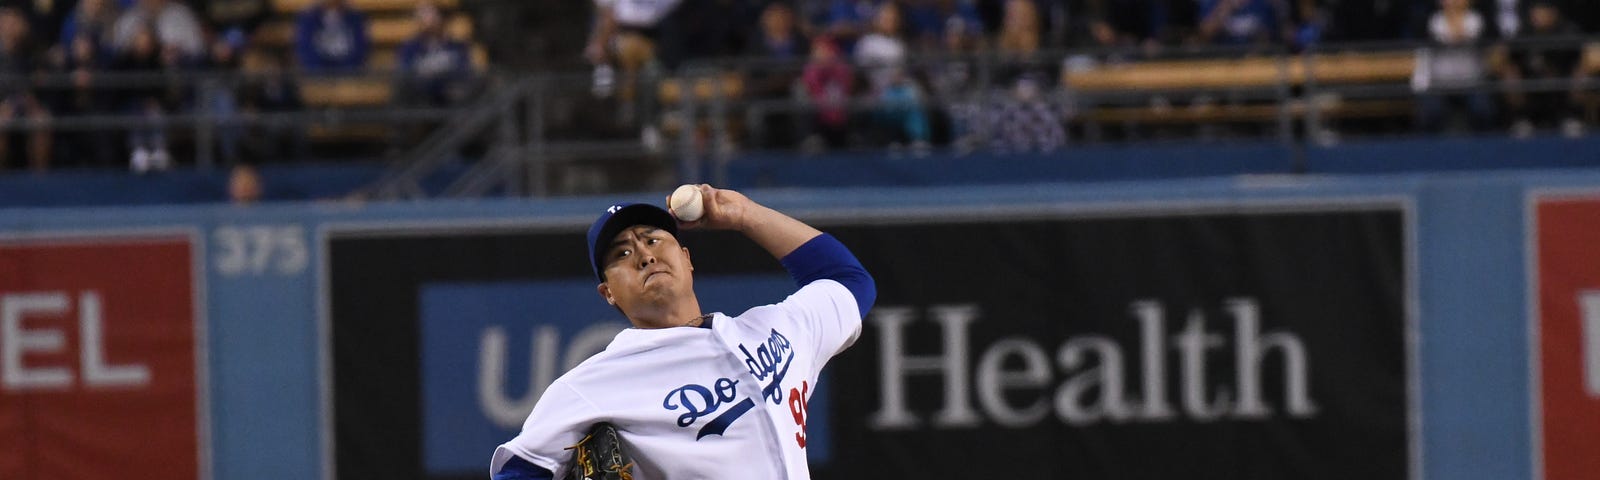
top-left (739, 329), bottom-right (794, 404)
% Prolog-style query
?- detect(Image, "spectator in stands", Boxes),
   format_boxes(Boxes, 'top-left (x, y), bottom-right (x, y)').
top-left (927, 17), bottom-right (983, 96)
top-left (586, 0), bottom-right (683, 84)
top-left (799, 36), bottom-right (853, 151)
top-left (49, 31), bottom-right (117, 168)
top-left (797, 0), bottom-right (828, 34)
top-left (1503, 0), bottom-right (1585, 137)
top-left (854, 2), bottom-right (906, 92)
top-left (983, 72), bottom-right (1066, 152)
top-left (6, 0), bottom-right (70, 52)
top-left (993, 0), bottom-right (1055, 84)
top-left (111, 0), bottom-right (205, 58)
top-left (1413, 0), bottom-right (1496, 133)
top-left (396, 1), bottom-right (475, 107)
top-left (854, 1), bottom-right (930, 152)
top-left (747, 2), bottom-right (810, 63)
top-left (996, 0), bottom-right (1040, 58)
top-left (294, 0), bottom-right (370, 72)
top-left (817, 0), bottom-right (884, 50)
top-left (112, 22), bottom-right (172, 172)
top-left (60, 0), bottom-right (122, 50)
top-left (1488, 0), bottom-right (1522, 39)
top-left (203, 29), bottom-right (247, 164)
top-left (586, 0), bottom-right (681, 145)
top-left (1287, 0), bottom-right (1327, 50)
top-left (240, 51), bottom-right (307, 162)
top-left (0, 8), bottom-right (52, 171)
top-left (927, 18), bottom-right (985, 151)
top-left (904, 0), bottom-right (984, 52)
top-left (1196, 0), bottom-right (1290, 46)
top-left (227, 163), bottom-right (263, 204)
top-left (747, 3), bottom-right (810, 87)
top-left (744, 2), bottom-right (811, 148)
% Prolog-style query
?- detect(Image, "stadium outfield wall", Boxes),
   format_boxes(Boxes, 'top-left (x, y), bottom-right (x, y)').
top-left (3, 135), bottom-right (1600, 208)
top-left (0, 170), bottom-right (1596, 480)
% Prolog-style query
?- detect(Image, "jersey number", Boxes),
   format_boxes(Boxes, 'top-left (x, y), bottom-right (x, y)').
top-left (787, 381), bottom-right (809, 448)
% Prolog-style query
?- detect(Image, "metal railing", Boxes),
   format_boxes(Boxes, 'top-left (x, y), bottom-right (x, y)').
top-left (4, 37), bottom-right (1599, 197)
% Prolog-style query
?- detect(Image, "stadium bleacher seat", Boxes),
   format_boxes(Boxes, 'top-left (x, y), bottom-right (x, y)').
top-left (1064, 51), bottom-right (1416, 91)
top-left (654, 72), bottom-right (747, 138)
top-left (299, 76), bottom-right (393, 108)
top-left (1065, 51), bottom-right (1418, 126)
top-left (657, 72), bottom-right (746, 106)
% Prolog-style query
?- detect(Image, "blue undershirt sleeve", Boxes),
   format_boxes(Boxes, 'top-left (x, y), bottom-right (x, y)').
top-left (779, 233), bottom-right (876, 318)
top-left (492, 456), bottom-right (554, 480)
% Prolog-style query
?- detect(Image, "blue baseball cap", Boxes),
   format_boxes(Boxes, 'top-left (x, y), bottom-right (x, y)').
top-left (587, 202), bottom-right (679, 281)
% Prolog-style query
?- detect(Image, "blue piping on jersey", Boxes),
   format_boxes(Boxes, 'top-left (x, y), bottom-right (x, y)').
top-left (493, 455), bottom-right (553, 480)
top-left (779, 233), bottom-right (876, 318)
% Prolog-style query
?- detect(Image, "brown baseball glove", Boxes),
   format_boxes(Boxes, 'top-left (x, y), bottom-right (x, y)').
top-left (564, 422), bottom-right (634, 480)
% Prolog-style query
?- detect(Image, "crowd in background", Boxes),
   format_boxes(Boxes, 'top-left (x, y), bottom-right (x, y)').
top-left (592, 0), bottom-right (1600, 68)
top-left (588, 0), bottom-right (1600, 153)
top-left (0, 1), bottom-right (1596, 173)
top-left (0, 0), bottom-right (477, 173)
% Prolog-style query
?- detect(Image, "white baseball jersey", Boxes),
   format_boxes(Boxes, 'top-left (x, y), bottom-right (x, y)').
top-left (594, 0), bottom-right (682, 27)
top-left (491, 279), bottom-right (863, 479)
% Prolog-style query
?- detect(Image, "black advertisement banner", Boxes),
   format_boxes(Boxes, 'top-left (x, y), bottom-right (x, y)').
top-left (824, 208), bottom-right (1409, 480)
top-left (328, 206), bottom-right (1408, 480)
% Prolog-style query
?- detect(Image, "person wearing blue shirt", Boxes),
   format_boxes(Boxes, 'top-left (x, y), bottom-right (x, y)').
top-left (1197, 0), bottom-right (1287, 45)
top-left (904, 0), bottom-right (984, 51)
top-left (294, 0), bottom-right (369, 72)
top-left (820, 0), bottom-right (885, 50)
top-left (396, 2), bottom-right (473, 106)
top-left (59, 0), bottom-right (120, 52)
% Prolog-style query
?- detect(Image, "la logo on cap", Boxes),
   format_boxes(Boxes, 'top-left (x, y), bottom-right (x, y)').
top-left (608, 205), bottom-right (623, 214)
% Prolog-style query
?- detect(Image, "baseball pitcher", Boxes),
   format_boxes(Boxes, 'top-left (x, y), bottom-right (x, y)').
top-left (489, 185), bottom-right (876, 479)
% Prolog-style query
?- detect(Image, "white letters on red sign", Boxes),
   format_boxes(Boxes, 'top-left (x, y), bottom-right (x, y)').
top-left (1, 291), bottom-right (151, 392)
top-left (1579, 291), bottom-right (1600, 398)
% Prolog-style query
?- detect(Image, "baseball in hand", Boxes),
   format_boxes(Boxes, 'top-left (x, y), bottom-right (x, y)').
top-left (669, 184), bottom-right (704, 222)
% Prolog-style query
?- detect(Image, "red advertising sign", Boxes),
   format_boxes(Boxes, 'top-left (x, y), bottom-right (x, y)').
top-left (1535, 198), bottom-right (1600, 480)
top-left (0, 236), bottom-right (201, 480)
